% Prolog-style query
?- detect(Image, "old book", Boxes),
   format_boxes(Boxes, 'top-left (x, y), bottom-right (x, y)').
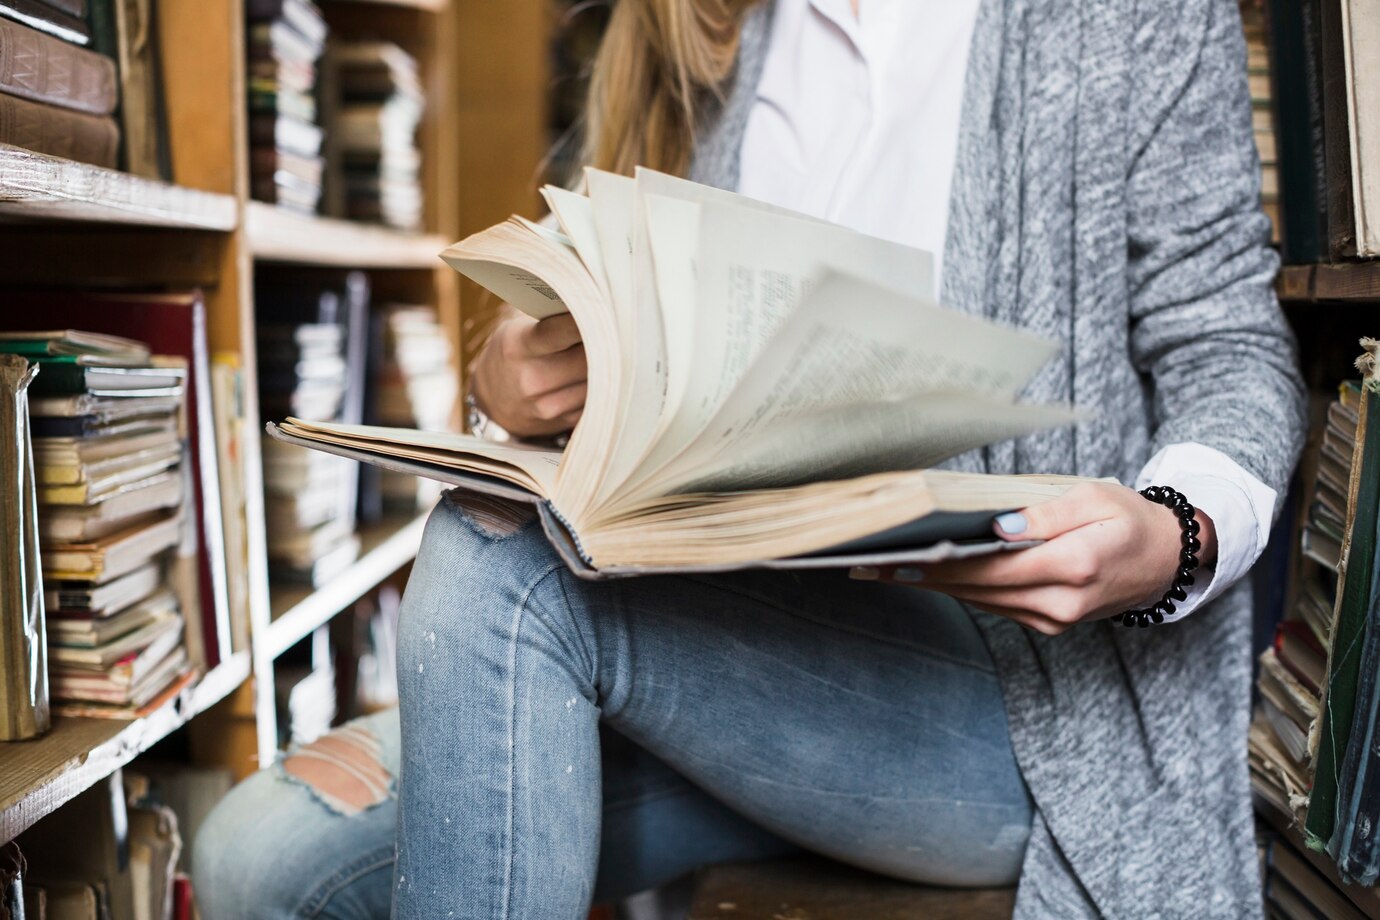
top-left (48, 587), bottom-right (174, 647)
top-left (0, 89), bottom-right (115, 165)
top-left (1269, 0), bottom-right (1329, 263)
top-left (37, 446), bottom-right (179, 503)
top-left (249, 111), bottom-right (322, 157)
top-left (38, 0), bottom-right (86, 17)
top-left (37, 472), bottom-right (180, 542)
top-left (52, 645), bottom-right (186, 705)
top-left (0, 16), bottom-right (114, 114)
top-left (35, 427), bottom-right (179, 483)
top-left (42, 512), bottom-right (179, 583)
top-left (272, 169), bottom-right (1084, 576)
top-left (0, 0), bottom-right (88, 45)
top-left (1338, 0), bottom-right (1380, 255)
top-left (0, 353), bottom-right (49, 740)
top-left (1308, 340), bottom-right (1380, 854)
top-left (49, 606), bottom-right (177, 672)
top-left (112, 0), bottom-right (169, 178)
top-left (45, 560), bottom-right (157, 614)
top-left (1322, 0), bottom-right (1357, 257)
top-left (245, 0), bottom-right (326, 47)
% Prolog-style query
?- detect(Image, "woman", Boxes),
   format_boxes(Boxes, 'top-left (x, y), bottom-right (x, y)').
top-left (196, 0), bottom-right (1306, 916)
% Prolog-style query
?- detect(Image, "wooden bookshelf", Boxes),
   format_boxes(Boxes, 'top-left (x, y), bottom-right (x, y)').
top-left (0, 652), bottom-right (251, 843)
top-left (264, 513), bottom-right (428, 659)
top-left (1278, 262), bottom-right (1380, 303)
top-left (0, 0), bottom-right (548, 851)
top-left (0, 145), bottom-right (237, 230)
top-left (245, 201), bottom-right (449, 268)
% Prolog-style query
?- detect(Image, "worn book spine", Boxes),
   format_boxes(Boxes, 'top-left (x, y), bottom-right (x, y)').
top-left (0, 89), bottom-right (116, 165)
top-left (0, 354), bottom-right (50, 740)
top-left (1268, 0), bottom-right (1328, 264)
top-left (0, 16), bottom-right (115, 115)
top-left (1321, 0), bottom-right (1357, 257)
top-left (0, 0), bottom-right (88, 45)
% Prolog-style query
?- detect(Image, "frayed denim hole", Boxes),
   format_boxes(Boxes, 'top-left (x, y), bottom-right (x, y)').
top-left (441, 488), bottom-right (540, 541)
top-left (279, 723), bottom-right (396, 818)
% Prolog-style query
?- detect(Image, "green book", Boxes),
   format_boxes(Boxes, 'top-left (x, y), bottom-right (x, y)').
top-left (1306, 346), bottom-right (1380, 852)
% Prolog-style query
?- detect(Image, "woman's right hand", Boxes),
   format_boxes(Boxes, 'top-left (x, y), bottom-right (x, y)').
top-left (469, 312), bottom-right (587, 439)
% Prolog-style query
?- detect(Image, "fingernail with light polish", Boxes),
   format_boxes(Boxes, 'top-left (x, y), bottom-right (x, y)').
top-left (849, 566), bottom-right (880, 581)
top-left (995, 512), bottom-right (1028, 535)
top-left (893, 567), bottom-right (924, 583)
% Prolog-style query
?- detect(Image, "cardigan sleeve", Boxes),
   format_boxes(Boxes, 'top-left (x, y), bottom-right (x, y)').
top-left (1124, 0), bottom-right (1307, 509)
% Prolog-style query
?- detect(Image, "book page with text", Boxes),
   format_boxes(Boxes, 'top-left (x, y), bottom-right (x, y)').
top-left (626, 272), bottom-right (1073, 500)
top-left (613, 197), bottom-right (935, 501)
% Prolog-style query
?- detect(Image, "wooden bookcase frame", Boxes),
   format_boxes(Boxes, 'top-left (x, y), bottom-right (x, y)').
top-left (0, 0), bottom-right (552, 842)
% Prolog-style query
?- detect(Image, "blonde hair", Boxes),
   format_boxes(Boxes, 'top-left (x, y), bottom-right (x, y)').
top-left (583, 0), bottom-right (761, 177)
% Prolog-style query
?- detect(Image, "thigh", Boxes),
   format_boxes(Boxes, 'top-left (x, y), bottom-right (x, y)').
top-left (576, 567), bottom-right (1032, 887)
top-left (594, 727), bottom-right (797, 902)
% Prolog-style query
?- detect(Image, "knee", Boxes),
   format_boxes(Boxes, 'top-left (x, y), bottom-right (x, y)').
top-left (194, 769), bottom-right (308, 919)
top-left (396, 494), bottom-right (574, 688)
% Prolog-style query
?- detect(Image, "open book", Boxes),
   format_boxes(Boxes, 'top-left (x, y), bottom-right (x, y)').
top-left (268, 168), bottom-right (1085, 577)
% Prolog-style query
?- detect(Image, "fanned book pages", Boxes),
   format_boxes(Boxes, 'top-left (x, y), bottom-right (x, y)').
top-left (269, 168), bottom-right (1087, 577)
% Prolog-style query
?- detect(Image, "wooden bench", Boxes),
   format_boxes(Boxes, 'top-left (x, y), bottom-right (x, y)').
top-left (687, 856), bottom-right (1016, 920)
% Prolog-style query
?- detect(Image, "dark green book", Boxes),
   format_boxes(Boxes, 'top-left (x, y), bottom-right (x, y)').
top-left (24, 363), bottom-right (185, 397)
top-left (1306, 344), bottom-right (1380, 852)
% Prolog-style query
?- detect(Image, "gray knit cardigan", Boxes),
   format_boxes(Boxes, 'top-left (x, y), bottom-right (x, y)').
top-left (690, 0), bottom-right (1308, 916)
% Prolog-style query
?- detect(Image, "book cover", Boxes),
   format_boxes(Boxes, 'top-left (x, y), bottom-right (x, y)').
top-left (0, 0), bottom-right (88, 45)
top-left (0, 15), bottom-right (114, 114)
top-left (0, 88), bottom-right (115, 166)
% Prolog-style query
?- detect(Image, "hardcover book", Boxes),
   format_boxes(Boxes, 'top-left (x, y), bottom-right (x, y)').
top-left (270, 169), bottom-right (1085, 577)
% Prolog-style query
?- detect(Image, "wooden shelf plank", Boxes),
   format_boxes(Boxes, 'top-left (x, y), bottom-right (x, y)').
top-left (245, 201), bottom-right (449, 268)
top-left (1278, 262), bottom-right (1380, 303)
top-left (265, 514), bottom-right (428, 659)
top-left (0, 145), bottom-right (237, 230)
top-left (0, 650), bottom-right (251, 843)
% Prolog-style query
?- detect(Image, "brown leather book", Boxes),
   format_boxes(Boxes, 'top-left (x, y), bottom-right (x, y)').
top-left (0, 16), bottom-right (116, 115)
top-left (0, 90), bottom-right (117, 166)
top-left (38, 0), bottom-right (86, 18)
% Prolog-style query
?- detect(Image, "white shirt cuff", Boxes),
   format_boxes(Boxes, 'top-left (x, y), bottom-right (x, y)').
top-left (1132, 442), bottom-right (1277, 622)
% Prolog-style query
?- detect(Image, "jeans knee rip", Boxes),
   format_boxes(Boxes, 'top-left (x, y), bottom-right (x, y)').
top-left (279, 722), bottom-right (394, 817)
top-left (443, 489), bottom-right (538, 539)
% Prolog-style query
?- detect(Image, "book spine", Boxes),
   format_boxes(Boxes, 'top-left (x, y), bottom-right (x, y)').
top-left (0, 15), bottom-right (113, 114)
top-left (0, 90), bottom-right (116, 166)
top-left (1268, 0), bottom-right (1324, 264)
top-left (1321, 0), bottom-right (1357, 258)
top-left (1332, 507), bottom-right (1380, 885)
top-left (0, 0), bottom-right (88, 45)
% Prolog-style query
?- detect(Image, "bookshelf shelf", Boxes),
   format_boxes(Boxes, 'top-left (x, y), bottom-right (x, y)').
top-left (1277, 262), bottom-right (1380, 303)
top-left (0, 145), bottom-right (238, 231)
top-left (264, 513), bottom-right (429, 660)
top-left (0, 651), bottom-right (251, 843)
top-left (245, 201), bottom-right (449, 269)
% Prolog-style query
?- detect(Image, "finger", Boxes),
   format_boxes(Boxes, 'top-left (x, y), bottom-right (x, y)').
top-left (880, 540), bottom-right (1096, 590)
top-left (530, 381), bottom-right (587, 425)
top-left (993, 483), bottom-right (1118, 542)
top-left (524, 313), bottom-right (582, 356)
top-left (518, 345), bottom-right (587, 398)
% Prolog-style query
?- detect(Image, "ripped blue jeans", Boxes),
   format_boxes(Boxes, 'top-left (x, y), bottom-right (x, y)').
top-left (193, 493), bottom-right (1032, 918)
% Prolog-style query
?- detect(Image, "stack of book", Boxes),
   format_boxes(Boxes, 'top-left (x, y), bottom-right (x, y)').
top-left (247, 0), bottom-right (328, 215)
top-left (0, 5), bottom-right (119, 167)
top-left (329, 41), bottom-right (424, 230)
top-left (258, 319), bottom-right (360, 586)
top-left (369, 304), bottom-right (456, 512)
top-left (1252, 341), bottom-right (1380, 910)
top-left (1240, 1), bottom-right (1279, 244)
top-left (0, 330), bottom-right (193, 718)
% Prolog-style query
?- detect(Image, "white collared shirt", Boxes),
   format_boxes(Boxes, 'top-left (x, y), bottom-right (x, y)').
top-left (737, 0), bottom-right (1276, 620)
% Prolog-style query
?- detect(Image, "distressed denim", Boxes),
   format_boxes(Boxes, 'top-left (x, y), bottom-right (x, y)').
top-left (194, 494), bottom-right (1031, 918)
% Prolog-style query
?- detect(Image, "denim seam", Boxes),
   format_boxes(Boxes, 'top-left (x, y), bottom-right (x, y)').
top-left (442, 489), bottom-right (541, 542)
top-left (680, 575), bottom-right (998, 676)
top-left (502, 562), bottom-right (566, 920)
top-left (293, 845), bottom-right (395, 918)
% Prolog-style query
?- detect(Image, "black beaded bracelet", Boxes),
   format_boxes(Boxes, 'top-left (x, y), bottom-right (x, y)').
top-left (1117, 485), bottom-right (1201, 628)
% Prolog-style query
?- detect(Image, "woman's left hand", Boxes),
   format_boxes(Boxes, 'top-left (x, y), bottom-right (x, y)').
top-left (851, 482), bottom-right (1217, 635)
